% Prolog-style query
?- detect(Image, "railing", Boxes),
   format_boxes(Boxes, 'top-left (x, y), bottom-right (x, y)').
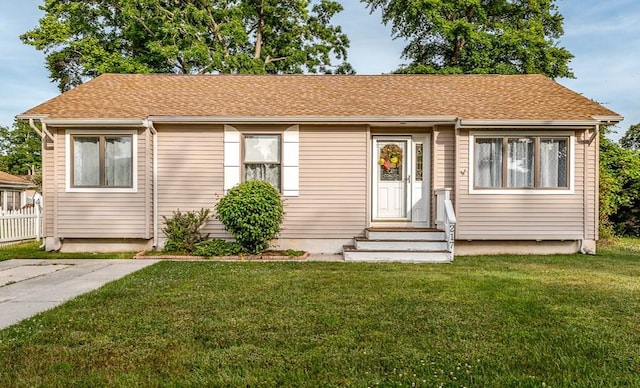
top-left (0, 206), bottom-right (42, 246)
top-left (435, 188), bottom-right (457, 257)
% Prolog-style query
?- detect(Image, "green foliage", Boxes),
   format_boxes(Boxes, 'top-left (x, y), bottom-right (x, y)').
top-left (21, 0), bottom-right (351, 92)
top-left (192, 239), bottom-right (244, 257)
top-left (0, 120), bottom-right (41, 176)
top-left (620, 123), bottom-right (640, 150)
top-left (215, 180), bottom-right (284, 254)
top-left (363, 0), bottom-right (574, 79)
top-left (162, 208), bottom-right (211, 253)
top-left (599, 129), bottom-right (640, 237)
top-left (284, 249), bottom-right (304, 257)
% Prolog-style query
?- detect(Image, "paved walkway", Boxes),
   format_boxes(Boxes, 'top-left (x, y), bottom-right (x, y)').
top-left (0, 259), bottom-right (159, 330)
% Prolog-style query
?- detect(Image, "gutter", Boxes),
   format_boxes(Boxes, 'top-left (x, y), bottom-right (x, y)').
top-left (147, 115), bottom-right (459, 126)
top-left (143, 119), bottom-right (159, 249)
top-left (458, 119), bottom-right (606, 128)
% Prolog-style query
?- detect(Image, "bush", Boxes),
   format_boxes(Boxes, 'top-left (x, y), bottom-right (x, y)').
top-left (162, 208), bottom-right (211, 253)
top-left (192, 239), bottom-right (244, 257)
top-left (215, 180), bottom-right (284, 254)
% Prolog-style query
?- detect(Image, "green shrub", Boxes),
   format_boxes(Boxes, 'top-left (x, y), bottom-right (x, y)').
top-left (162, 208), bottom-right (211, 253)
top-left (192, 239), bottom-right (244, 257)
top-left (215, 180), bottom-right (284, 254)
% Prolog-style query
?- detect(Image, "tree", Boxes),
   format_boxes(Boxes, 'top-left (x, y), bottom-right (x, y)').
top-left (362, 0), bottom-right (574, 78)
top-left (0, 121), bottom-right (41, 176)
top-left (599, 129), bottom-right (640, 237)
top-left (21, 0), bottom-right (352, 92)
top-left (620, 123), bottom-right (640, 150)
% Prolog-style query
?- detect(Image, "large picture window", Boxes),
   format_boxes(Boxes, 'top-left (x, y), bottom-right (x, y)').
top-left (71, 135), bottom-right (133, 188)
top-left (474, 136), bottom-right (569, 190)
top-left (243, 134), bottom-right (281, 190)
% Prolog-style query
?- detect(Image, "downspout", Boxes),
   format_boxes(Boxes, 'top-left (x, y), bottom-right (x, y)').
top-left (144, 119), bottom-right (159, 249)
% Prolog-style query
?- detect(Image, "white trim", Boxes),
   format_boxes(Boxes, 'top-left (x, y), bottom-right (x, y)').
top-left (148, 115), bottom-right (459, 125)
top-left (223, 125), bottom-right (241, 193)
top-left (591, 115), bottom-right (623, 123)
top-left (43, 118), bottom-right (146, 127)
top-left (459, 119), bottom-right (603, 128)
top-left (468, 130), bottom-right (575, 195)
top-left (65, 129), bottom-right (138, 193)
top-left (282, 125), bottom-right (300, 197)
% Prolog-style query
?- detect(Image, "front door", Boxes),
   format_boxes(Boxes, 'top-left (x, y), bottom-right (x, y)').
top-left (372, 135), bottom-right (430, 225)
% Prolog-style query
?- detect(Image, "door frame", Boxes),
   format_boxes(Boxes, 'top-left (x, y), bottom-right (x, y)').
top-left (370, 134), bottom-right (431, 227)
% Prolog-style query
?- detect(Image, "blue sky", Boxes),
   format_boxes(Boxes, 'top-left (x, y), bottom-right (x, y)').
top-left (1, 1), bottom-right (638, 141)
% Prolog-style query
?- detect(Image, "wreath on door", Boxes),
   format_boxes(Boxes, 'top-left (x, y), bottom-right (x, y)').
top-left (379, 144), bottom-right (403, 171)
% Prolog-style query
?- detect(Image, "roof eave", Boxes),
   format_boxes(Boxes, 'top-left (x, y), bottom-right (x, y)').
top-left (17, 116), bottom-right (148, 127)
top-left (147, 115), bottom-right (460, 126)
top-left (457, 119), bottom-right (615, 129)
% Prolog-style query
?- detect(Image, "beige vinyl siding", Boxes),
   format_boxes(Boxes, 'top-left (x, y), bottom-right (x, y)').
top-left (54, 128), bottom-right (149, 238)
top-left (43, 131), bottom-right (55, 236)
top-left (457, 130), bottom-right (586, 240)
top-left (156, 124), bottom-right (227, 238)
top-left (280, 125), bottom-right (367, 238)
top-left (432, 125), bottom-right (455, 227)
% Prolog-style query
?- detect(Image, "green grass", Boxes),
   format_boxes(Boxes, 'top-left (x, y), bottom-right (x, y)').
top-left (1, 244), bottom-right (639, 386)
top-left (0, 241), bottom-right (135, 261)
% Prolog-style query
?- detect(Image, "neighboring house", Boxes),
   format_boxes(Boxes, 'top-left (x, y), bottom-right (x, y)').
top-left (0, 171), bottom-right (34, 212)
top-left (19, 74), bottom-right (622, 260)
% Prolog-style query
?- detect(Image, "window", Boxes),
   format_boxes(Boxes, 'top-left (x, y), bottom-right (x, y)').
top-left (71, 135), bottom-right (133, 188)
top-left (243, 134), bottom-right (281, 190)
top-left (0, 190), bottom-right (22, 211)
top-left (474, 136), bottom-right (569, 190)
top-left (415, 143), bottom-right (424, 181)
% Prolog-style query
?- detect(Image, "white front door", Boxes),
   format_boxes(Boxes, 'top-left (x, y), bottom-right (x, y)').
top-left (372, 135), bottom-right (430, 225)
top-left (373, 137), bottom-right (410, 220)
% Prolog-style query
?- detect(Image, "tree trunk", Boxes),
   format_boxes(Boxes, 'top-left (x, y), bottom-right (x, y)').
top-left (254, 0), bottom-right (265, 59)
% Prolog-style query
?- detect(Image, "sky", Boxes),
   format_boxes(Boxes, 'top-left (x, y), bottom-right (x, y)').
top-left (0, 1), bottom-right (638, 141)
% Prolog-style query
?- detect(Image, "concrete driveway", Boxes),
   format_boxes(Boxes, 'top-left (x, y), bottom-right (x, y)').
top-left (0, 259), bottom-right (159, 330)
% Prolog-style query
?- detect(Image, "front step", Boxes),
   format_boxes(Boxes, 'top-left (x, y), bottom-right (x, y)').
top-left (354, 236), bottom-right (447, 251)
top-left (343, 245), bottom-right (452, 263)
top-left (342, 228), bottom-right (453, 263)
top-left (366, 228), bottom-right (444, 241)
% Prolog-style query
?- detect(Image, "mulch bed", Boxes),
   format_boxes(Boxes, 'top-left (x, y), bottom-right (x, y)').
top-left (134, 251), bottom-right (310, 261)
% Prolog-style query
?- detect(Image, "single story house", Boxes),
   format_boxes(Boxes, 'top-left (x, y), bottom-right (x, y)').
top-left (19, 74), bottom-right (621, 261)
top-left (0, 171), bottom-right (34, 212)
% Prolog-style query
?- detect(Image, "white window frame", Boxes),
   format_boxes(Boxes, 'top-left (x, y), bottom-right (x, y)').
top-left (65, 129), bottom-right (138, 193)
top-left (469, 130), bottom-right (575, 195)
top-left (224, 125), bottom-right (299, 197)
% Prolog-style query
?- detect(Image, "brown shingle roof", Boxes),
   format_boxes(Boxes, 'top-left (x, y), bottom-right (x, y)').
top-left (21, 73), bottom-right (620, 122)
top-left (0, 171), bottom-right (31, 187)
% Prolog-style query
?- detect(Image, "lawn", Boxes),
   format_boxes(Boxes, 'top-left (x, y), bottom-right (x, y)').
top-left (0, 244), bottom-right (639, 386)
top-left (0, 241), bottom-right (135, 261)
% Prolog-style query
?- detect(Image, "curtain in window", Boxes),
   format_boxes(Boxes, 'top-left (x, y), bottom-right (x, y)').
top-left (105, 137), bottom-right (132, 186)
top-left (244, 135), bottom-right (281, 189)
top-left (245, 164), bottom-right (281, 189)
top-left (507, 138), bottom-right (534, 187)
top-left (475, 138), bottom-right (502, 187)
top-left (74, 137), bottom-right (100, 186)
top-left (540, 139), bottom-right (567, 187)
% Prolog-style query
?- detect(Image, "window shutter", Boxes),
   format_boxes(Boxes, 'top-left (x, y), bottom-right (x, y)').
top-left (282, 125), bottom-right (299, 197)
top-left (223, 125), bottom-right (241, 193)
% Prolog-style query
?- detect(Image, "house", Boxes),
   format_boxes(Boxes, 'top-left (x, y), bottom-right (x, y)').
top-left (18, 74), bottom-right (622, 260)
top-left (0, 171), bottom-right (34, 212)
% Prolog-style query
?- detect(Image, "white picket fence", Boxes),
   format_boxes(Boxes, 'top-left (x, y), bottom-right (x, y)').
top-left (0, 206), bottom-right (42, 246)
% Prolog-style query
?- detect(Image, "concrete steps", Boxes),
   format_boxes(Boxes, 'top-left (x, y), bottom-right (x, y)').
top-left (343, 228), bottom-right (453, 263)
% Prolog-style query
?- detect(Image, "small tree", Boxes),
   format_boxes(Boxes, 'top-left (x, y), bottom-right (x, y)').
top-left (215, 181), bottom-right (284, 254)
